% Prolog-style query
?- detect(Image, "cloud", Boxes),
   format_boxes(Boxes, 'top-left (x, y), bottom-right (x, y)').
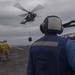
top-left (0, 23), bottom-right (42, 37)
top-left (0, 1), bottom-right (14, 9)
top-left (0, 0), bottom-right (75, 45)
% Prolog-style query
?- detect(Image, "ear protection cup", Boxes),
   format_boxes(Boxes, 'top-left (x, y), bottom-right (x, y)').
top-left (40, 22), bottom-right (63, 34)
top-left (57, 26), bottom-right (63, 34)
top-left (40, 22), bottom-right (45, 33)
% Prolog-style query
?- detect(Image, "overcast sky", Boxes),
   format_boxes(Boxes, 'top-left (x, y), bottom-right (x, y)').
top-left (0, 0), bottom-right (75, 45)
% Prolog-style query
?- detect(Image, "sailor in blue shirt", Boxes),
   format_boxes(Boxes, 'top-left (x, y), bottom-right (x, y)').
top-left (27, 15), bottom-right (75, 75)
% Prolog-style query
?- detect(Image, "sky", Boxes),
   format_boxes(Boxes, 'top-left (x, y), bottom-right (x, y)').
top-left (0, 0), bottom-right (75, 45)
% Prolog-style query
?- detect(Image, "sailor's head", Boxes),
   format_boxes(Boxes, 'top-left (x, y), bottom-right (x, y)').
top-left (40, 15), bottom-right (63, 34)
top-left (3, 40), bottom-right (7, 42)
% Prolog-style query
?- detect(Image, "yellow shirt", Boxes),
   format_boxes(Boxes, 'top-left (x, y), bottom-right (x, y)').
top-left (2, 42), bottom-right (10, 51)
top-left (0, 43), bottom-right (2, 50)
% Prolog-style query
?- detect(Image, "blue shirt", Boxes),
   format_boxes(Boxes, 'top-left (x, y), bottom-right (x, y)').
top-left (27, 37), bottom-right (75, 75)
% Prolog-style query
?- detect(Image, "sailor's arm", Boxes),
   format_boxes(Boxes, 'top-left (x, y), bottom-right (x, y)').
top-left (66, 39), bottom-right (75, 71)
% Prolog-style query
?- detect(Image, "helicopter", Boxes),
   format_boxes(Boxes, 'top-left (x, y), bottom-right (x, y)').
top-left (13, 3), bottom-right (44, 25)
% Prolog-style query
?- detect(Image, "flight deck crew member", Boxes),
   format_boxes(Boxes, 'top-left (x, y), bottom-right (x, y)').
top-left (27, 15), bottom-right (75, 75)
top-left (2, 40), bottom-right (10, 61)
top-left (0, 41), bottom-right (2, 60)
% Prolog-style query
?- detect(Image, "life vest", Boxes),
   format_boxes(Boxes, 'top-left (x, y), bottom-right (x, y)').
top-left (2, 42), bottom-right (10, 51)
top-left (0, 43), bottom-right (2, 50)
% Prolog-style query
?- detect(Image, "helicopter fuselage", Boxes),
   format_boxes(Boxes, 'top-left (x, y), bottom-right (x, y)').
top-left (25, 12), bottom-right (37, 21)
top-left (20, 12), bottom-right (37, 24)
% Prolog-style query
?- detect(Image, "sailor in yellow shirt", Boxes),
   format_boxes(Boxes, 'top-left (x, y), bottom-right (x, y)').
top-left (2, 40), bottom-right (10, 61)
top-left (0, 41), bottom-right (2, 60)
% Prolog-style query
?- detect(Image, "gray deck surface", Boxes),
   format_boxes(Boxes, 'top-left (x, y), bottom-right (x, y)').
top-left (0, 45), bottom-right (75, 75)
top-left (0, 46), bottom-right (30, 75)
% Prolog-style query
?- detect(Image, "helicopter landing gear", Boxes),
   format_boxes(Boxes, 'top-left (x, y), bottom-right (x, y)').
top-left (20, 21), bottom-right (27, 25)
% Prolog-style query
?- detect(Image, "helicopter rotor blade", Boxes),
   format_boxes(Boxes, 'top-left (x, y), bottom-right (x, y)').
top-left (13, 3), bottom-right (29, 12)
top-left (32, 4), bottom-right (44, 12)
top-left (19, 13), bottom-right (28, 17)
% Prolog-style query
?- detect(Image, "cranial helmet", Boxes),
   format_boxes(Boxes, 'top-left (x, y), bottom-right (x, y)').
top-left (3, 40), bottom-right (7, 42)
top-left (40, 15), bottom-right (63, 34)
